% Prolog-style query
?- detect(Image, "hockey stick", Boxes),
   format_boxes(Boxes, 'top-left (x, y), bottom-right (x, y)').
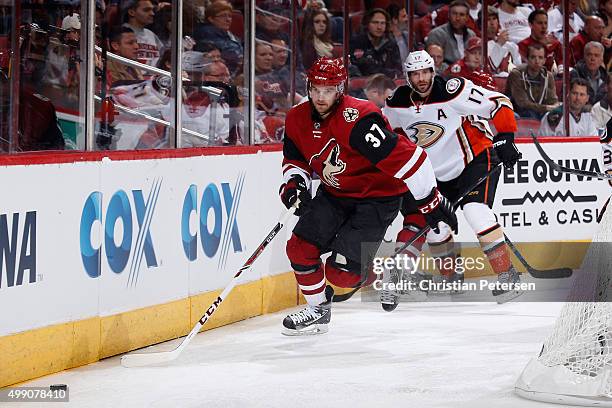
top-left (121, 207), bottom-right (296, 367)
top-left (333, 163), bottom-right (503, 302)
top-left (531, 132), bottom-right (612, 180)
top-left (503, 234), bottom-right (573, 278)
top-left (597, 197), bottom-right (609, 224)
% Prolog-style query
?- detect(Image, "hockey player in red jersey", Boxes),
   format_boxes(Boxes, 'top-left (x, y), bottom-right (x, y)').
top-left (279, 57), bottom-right (457, 335)
top-left (383, 50), bottom-right (522, 305)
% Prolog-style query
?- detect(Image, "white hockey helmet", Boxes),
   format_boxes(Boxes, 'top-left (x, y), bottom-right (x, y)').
top-left (403, 50), bottom-right (435, 74)
top-left (403, 50), bottom-right (435, 93)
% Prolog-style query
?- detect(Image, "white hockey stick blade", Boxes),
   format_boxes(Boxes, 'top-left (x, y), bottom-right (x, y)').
top-left (120, 327), bottom-right (198, 367)
top-left (120, 348), bottom-right (181, 367)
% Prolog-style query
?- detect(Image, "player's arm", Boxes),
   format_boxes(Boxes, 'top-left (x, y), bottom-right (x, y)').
top-left (453, 78), bottom-right (520, 168)
top-left (280, 133), bottom-right (313, 215)
top-left (349, 112), bottom-right (458, 233)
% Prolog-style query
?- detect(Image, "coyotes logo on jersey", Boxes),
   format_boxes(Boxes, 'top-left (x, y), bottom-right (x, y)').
top-left (309, 139), bottom-right (346, 188)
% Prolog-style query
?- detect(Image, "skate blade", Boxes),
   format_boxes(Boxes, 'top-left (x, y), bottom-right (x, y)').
top-left (494, 290), bottom-right (524, 304)
top-left (281, 324), bottom-right (329, 336)
top-left (381, 301), bottom-right (399, 312)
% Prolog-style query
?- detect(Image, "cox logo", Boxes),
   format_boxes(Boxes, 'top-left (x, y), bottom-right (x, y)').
top-left (80, 178), bottom-right (162, 286)
top-left (181, 173), bottom-right (244, 269)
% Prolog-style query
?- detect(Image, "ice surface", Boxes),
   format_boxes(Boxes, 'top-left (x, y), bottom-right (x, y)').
top-left (10, 298), bottom-right (572, 408)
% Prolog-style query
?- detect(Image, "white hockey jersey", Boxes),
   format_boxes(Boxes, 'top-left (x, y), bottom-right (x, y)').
top-left (383, 76), bottom-right (516, 181)
top-left (161, 91), bottom-right (230, 147)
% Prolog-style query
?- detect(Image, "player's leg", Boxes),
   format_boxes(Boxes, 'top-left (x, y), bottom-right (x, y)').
top-left (328, 196), bottom-right (402, 310)
top-left (425, 224), bottom-right (462, 284)
top-left (460, 149), bottom-right (522, 303)
top-left (282, 188), bottom-right (346, 336)
top-left (385, 194), bottom-right (430, 310)
top-left (423, 178), bottom-right (463, 286)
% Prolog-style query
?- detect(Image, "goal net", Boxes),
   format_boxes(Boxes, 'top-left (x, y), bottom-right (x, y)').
top-left (515, 200), bottom-right (612, 407)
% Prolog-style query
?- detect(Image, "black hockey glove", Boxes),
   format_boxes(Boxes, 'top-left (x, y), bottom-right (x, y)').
top-left (493, 132), bottom-right (521, 168)
top-left (280, 176), bottom-right (311, 216)
top-left (416, 188), bottom-right (458, 235)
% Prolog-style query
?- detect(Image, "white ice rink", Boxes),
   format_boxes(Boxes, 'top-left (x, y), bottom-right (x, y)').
top-left (8, 295), bottom-right (575, 408)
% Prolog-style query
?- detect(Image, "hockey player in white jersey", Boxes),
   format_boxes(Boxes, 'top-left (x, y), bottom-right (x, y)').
top-left (383, 50), bottom-right (523, 305)
top-left (604, 118), bottom-right (612, 187)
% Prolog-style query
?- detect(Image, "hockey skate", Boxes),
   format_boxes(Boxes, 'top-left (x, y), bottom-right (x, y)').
top-left (492, 267), bottom-right (523, 304)
top-left (380, 264), bottom-right (404, 312)
top-left (282, 286), bottom-right (334, 336)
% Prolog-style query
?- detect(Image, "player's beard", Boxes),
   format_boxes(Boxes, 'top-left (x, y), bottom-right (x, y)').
top-left (413, 79), bottom-right (433, 97)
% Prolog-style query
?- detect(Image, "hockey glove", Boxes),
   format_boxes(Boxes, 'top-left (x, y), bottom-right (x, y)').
top-left (280, 176), bottom-right (311, 216)
top-left (416, 188), bottom-right (458, 235)
top-left (493, 132), bottom-right (521, 168)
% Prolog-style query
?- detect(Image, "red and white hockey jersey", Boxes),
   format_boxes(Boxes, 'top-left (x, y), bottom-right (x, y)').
top-left (282, 96), bottom-right (436, 200)
top-left (602, 119), bottom-right (612, 187)
top-left (383, 76), bottom-right (517, 181)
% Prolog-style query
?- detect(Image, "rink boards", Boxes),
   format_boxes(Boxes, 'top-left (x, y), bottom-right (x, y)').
top-left (0, 139), bottom-right (609, 387)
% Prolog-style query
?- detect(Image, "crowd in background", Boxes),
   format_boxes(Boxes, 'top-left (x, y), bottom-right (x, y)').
top-left (5, 0), bottom-right (612, 152)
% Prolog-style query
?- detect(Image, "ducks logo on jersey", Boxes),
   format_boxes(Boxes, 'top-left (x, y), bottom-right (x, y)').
top-left (406, 121), bottom-right (445, 148)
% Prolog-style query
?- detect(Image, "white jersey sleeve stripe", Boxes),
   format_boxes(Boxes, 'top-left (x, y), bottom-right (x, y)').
top-left (402, 152), bottom-right (437, 200)
top-left (394, 146), bottom-right (425, 179)
top-left (283, 164), bottom-right (312, 188)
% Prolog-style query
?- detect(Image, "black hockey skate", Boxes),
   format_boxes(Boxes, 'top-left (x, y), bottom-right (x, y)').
top-left (492, 267), bottom-right (523, 304)
top-left (380, 265), bottom-right (404, 312)
top-left (282, 286), bottom-right (334, 336)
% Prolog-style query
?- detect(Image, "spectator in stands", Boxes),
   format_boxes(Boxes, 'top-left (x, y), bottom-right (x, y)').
top-left (61, 13), bottom-right (81, 43)
top-left (548, 0), bottom-right (585, 42)
top-left (591, 73), bottom-right (612, 129)
top-left (571, 41), bottom-right (607, 106)
top-left (426, 43), bottom-right (449, 75)
top-left (301, 9), bottom-right (335, 70)
top-left (518, 9), bottom-right (563, 74)
top-left (539, 78), bottom-right (597, 137)
top-left (123, 0), bottom-right (164, 67)
top-left (107, 26), bottom-right (143, 85)
top-left (271, 38), bottom-right (289, 70)
top-left (194, 1), bottom-right (243, 74)
top-left (303, 0), bottom-right (343, 43)
top-left (255, 41), bottom-right (292, 115)
top-left (157, 48), bottom-right (172, 71)
top-left (431, 0), bottom-right (481, 37)
top-left (194, 42), bottom-right (223, 63)
top-left (364, 73), bottom-right (396, 108)
top-left (349, 8), bottom-right (402, 78)
top-left (387, 4), bottom-right (410, 63)
top-left (569, 16), bottom-right (609, 66)
top-left (487, 6), bottom-right (521, 76)
top-left (44, 13), bottom-right (82, 93)
top-left (598, 0), bottom-right (612, 38)
top-left (256, 2), bottom-right (289, 44)
top-left (233, 74), bottom-right (274, 144)
top-left (445, 36), bottom-right (482, 79)
top-left (151, 2), bottom-right (172, 49)
top-left (425, 1), bottom-right (476, 65)
top-left (497, 0), bottom-right (531, 44)
top-left (506, 43), bottom-right (559, 120)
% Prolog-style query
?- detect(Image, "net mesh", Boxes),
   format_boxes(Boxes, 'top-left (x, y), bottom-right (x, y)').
top-left (528, 202), bottom-right (612, 399)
